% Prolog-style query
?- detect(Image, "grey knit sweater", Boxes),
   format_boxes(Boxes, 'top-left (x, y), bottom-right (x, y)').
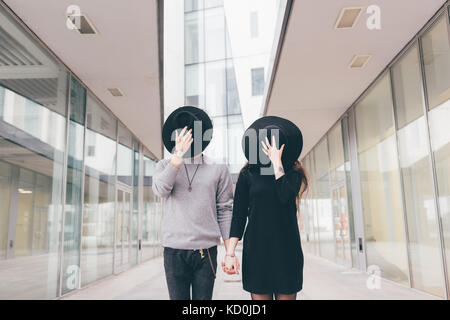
top-left (152, 155), bottom-right (233, 250)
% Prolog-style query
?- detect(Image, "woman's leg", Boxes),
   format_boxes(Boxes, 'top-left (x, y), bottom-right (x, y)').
top-left (275, 293), bottom-right (297, 300)
top-left (251, 293), bottom-right (273, 300)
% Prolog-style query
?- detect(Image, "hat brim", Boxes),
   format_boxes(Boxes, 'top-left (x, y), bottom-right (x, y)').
top-left (162, 106), bottom-right (213, 157)
top-left (242, 116), bottom-right (303, 167)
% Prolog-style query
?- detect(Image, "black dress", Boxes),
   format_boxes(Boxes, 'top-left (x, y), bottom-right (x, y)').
top-left (230, 166), bottom-right (304, 294)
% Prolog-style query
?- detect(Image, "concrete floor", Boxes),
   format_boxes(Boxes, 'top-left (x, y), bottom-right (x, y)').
top-left (62, 245), bottom-right (441, 300)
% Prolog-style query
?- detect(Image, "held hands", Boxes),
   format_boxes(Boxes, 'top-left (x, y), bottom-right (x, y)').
top-left (170, 127), bottom-right (193, 168)
top-left (221, 254), bottom-right (240, 275)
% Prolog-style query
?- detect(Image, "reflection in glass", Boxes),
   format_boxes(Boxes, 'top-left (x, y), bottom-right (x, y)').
top-left (81, 94), bottom-right (116, 286)
top-left (142, 152), bottom-right (163, 261)
top-left (185, 11), bottom-right (204, 64)
top-left (355, 74), bottom-right (409, 285)
top-left (313, 138), bottom-right (334, 261)
top-left (0, 5), bottom-right (67, 299)
top-left (205, 7), bottom-right (226, 62)
top-left (205, 61), bottom-right (227, 116)
top-left (392, 44), bottom-right (444, 297)
top-left (61, 77), bottom-right (86, 295)
top-left (328, 122), bottom-right (352, 267)
top-left (422, 15), bottom-right (450, 288)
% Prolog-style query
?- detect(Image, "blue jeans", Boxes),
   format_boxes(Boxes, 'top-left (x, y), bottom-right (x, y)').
top-left (163, 246), bottom-right (217, 300)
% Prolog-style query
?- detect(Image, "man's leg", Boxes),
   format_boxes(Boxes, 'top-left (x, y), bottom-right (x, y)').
top-left (192, 246), bottom-right (217, 300)
top-left (164, 247), bottom-right (191, 300)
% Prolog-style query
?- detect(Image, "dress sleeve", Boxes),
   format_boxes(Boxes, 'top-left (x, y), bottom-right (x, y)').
top-left (274, 169), bottom-right (302, 204)
top-left (229, 169), bottom-right (249, 240)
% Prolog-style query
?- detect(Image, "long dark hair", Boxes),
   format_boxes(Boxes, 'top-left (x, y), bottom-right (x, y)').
top-left (240, 160), bottom-right (308, 199)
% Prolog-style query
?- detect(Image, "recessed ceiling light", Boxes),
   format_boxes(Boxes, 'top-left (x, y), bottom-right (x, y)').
top-left (107, 88), bottom-right (125, 97)
top-left (67, 14), bottom-right (98, 35)
top-left (335, 7), bottom-right (363, 29)
top-left (349, 55), bottom-right (372, 69)
top-left (18, 188), bottom-right (33, 194)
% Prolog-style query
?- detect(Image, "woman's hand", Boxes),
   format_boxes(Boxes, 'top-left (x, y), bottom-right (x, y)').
top-left (261, 135), bottom-right (285, 178)
top-left (170, 126), bottom-right (193, 168)
top-left (222, 255), bottom-right (240, 275)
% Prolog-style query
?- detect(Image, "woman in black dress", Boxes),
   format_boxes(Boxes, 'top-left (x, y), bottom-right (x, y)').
top-left (222, 116), bottom-right (308, 300)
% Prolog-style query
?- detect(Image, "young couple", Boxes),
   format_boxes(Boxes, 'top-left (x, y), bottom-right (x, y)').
top-left (152, 106), bottom-right (308, 300)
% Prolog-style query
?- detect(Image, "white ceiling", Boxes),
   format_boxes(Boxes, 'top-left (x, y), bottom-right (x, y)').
top-left (266, 0), bottom-right (446, 158)
top-left (4, 0), bottom-right (163, 158)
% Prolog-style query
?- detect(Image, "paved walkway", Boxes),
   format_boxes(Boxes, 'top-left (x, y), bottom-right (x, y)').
top-left (62, 246), bottom-right (441, 300)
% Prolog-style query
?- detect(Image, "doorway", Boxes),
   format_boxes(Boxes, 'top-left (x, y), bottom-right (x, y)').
top-left (114, 184), bottom-right (133, 273)
top-left (331, 183), bottom-right (352, 267)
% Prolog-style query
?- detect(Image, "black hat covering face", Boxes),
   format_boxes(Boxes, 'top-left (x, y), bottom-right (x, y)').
top-left (162, 106), bottom-right (213, 158)
top-left (242, 116), bottom-right (303, 169)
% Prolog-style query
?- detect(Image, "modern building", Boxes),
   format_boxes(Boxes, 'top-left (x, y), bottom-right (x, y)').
top-left (0, 0), bottom-right (449, 300)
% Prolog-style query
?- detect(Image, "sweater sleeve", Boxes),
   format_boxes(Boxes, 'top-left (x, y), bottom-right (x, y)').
top-left (229, 169), bottom-right (249, 240)
top-left (152, 159), bottom-right (179, 199)
top-left (216, 165), bottom-right (233, 241)
top-left (274, 169), bottom-right (302, 204)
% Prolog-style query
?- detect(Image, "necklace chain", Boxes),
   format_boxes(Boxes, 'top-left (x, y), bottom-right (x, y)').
top-left (183, 162), bottom-right (201, 192)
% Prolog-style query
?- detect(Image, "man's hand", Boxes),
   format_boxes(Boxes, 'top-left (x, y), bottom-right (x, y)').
top-left (221, 255), bottom-right (240, 275)
top-left (170, 126), bottom-right (193, 168)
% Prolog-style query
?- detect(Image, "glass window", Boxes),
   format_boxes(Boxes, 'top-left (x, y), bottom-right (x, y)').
top-left (226, 59), bottom-right (241, 115)
top-left (204, 0), bottom-right (223, 9)
top-left (227, 114), bottom-right (245, 173)
top-left (341, 117), bottom-right (358, 268)
top-left (422, 17), bottom-right (450, 110)
top-left (185, 11), bottom-right (204, 64)
top-left (204, 116), bottom-right (227, 164)
top-left (185, 64), bottom-right (205, 107)
top-left (185, 0), bottom-right (203, 12)
top-left (251, 68), bottom-right (265, 96)
top-left (392, 43), bottom-right (445, 297)
top-left (0, 5), bottom-right (68, 299)
top-left (142, 150), bottom-right (163, 261)
top-left (61, 77), bottom-right (86, 295)
top-left (313, 137), bottom-right (334, 261)
top-left (355, 73), bottom-right (409, 285)
top-left (81, 94), bottom-right (116, 287)
top-left (204, 7), bottom-right (226, 62)
top-left (250, 11), bottom-right (259, 38)
top-left (0, 161), bottom-right (11, 260)
top-left (422, 14), bottom-right (450, 288)
top-left (117, 123), bottom-right (134, 186)
top-left (309, 150), bottom-right (321, 256)
top-left (205, 60), bottom-right (227, 116)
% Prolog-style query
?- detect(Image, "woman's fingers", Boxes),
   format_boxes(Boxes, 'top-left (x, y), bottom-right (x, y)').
top-left (265, 136), bottom-right (271, 149)
top-left (261, 140), bottom-right (268, 152)
top-left (272, 135), bottom-right (276, 149)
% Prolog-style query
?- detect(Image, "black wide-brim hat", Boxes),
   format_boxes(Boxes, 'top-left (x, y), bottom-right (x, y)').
top-left (242, 116), bottom-right (303, 167)
top-left (162, 106), bottom-right (213, 158)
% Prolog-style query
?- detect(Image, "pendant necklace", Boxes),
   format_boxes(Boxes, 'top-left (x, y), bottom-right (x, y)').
top-left (184, 161), bottom-right (201, 192)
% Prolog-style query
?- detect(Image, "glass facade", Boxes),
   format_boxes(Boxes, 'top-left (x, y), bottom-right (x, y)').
top-left (300, 5), bottom-right (450, 298)
top-left (176, 0), bottom-right (285, 173)
top-left (0, 4), bottom-right (163, 299)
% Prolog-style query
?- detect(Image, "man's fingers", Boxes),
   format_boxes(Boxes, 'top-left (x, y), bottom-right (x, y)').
top-left (179, 126), bottom-right (187, 137)
top-left (272, 135), bottom-right (276, 148)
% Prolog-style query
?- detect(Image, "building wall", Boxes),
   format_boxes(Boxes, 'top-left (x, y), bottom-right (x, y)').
top-left (0, 3), bottom-right (163, 299)
top-left (299, 3), bottom-right (450, 298)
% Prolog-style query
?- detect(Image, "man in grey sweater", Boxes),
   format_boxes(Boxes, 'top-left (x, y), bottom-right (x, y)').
top-left (153, 106), bottom-right (237, 300)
